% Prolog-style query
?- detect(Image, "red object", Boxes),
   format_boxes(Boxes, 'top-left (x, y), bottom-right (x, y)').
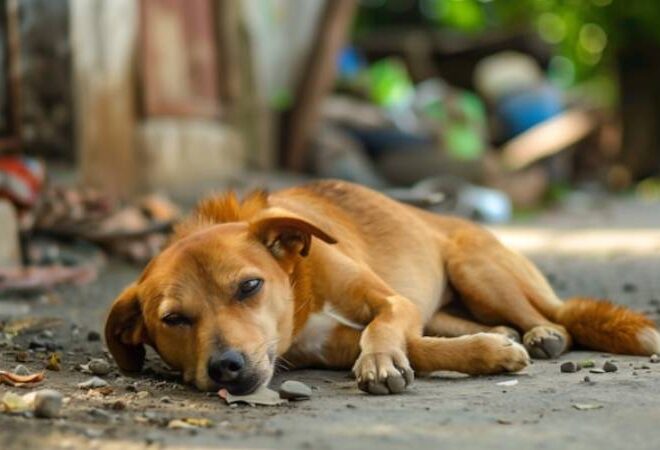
top-left (0, 156), bottom-right (45, 207)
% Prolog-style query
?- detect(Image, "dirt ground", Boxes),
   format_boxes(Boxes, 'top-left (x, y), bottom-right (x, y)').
top-left (2, 195), bottom-right (660, 450)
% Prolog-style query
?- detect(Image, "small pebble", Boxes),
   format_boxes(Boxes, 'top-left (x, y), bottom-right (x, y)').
top-left (622, 282), bottom-right (637, 293)
top-left (110, 400), bottom-right (126, 411)
top-left (87, 331), bottom-right (101, 342)
top-left (136, 390), bottom-right (150, 399)
top-left (88, 358), bottom-right (112, 376)
top-left (560, 361), bottom-right (579, 373)
top-left (34, 389), bottom-right (63, 418)
top-left (87, 408), bottom-right (113, 422)
top-left (15, 351), bottom-right (29, 363)
top-left (278, 380), bottom-right (312, 400)
top-left (603, 361), bottom-right (618, 372)
top-left (13, 364), bottom-right (31, 376)
top-left (650, 354), bottom-right (659, 364)
top-left (160, 396), bottom-right (172, 404)
top-left (583, 376), bottom-right (592, 383)
top-left (589, 368), bottom-right (606, 374)
top-left (78, 377), bottom-right (109, 389)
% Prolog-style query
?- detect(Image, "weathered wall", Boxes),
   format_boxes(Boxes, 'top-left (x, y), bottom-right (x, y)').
top-left (18, 0), bottom-right (74, 160)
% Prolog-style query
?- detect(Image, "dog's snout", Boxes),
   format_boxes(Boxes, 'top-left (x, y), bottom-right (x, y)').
top-left (208, 349), bottom-right (245, 383)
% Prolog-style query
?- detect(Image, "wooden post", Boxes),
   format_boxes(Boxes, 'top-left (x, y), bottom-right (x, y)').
top-left (0, 0), bottom-right (22, 151)
top-left (285, 0), bottom-right (357, 171)
top-left (70, 0), bottom-right (138, 199)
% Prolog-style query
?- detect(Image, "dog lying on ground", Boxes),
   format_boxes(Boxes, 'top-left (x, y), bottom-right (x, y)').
top-left (105, 180), bottom-right (660, 395)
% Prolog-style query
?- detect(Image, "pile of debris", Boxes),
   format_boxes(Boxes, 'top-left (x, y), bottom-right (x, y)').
top-left (0, 155), bottom-right (180, 296)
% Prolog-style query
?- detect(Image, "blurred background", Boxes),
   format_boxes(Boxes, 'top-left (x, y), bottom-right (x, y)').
top-left (2, 0), bottom-right (660, 281)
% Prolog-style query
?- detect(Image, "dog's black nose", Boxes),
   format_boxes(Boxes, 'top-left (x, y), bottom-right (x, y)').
top-left (207, 349), bottom-right (245, 383)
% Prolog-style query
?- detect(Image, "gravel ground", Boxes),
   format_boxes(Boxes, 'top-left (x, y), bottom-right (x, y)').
top-left (2, 196), bottom-right (660, 450)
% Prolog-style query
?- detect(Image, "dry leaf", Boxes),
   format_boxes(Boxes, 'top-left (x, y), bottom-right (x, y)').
top-left (218, 386), bottom-right (286, 406)
top-left (573, 403), bottom-right (603, 411)
top-left (0, 370), bottom-right (45, 387)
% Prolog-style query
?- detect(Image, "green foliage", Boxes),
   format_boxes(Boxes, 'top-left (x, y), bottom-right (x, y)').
top-left (356, 0), bottom-right (660, 85)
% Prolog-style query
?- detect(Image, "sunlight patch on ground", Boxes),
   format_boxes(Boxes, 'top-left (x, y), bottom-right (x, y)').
top-left (490, 227), bottom-right (660, 256)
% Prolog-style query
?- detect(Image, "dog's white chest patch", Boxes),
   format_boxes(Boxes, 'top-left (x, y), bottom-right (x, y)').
top-left (292, 306), bottom-right (364, 358)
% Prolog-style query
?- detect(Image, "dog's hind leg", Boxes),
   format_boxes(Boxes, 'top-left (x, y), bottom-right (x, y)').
top-left (425, 310), bottom-right (521, 342)
top-left (444, 229), bottom-right (571, 359)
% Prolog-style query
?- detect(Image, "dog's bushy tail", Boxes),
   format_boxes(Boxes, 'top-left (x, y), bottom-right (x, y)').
top-left (554, 297), bottom-right (660, 355)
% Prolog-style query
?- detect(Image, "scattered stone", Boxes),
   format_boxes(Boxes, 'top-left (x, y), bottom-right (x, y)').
top-left (88, 358), bottom-right (112, 376)
top-left (15, 351), bottom-right (29, 363)
top-left (33, 389), bottom-right (63, 418)
top-left (110, 400), bottom-right (126, 411)
top-left (13, 365), bottom-right (31, 376)
top-left (583, 376), bottom-right (592, 383)
top-left (45, 353), bottom-right (61, 371)
top-left (650, 354), bottom-right (660, 364)
top-left (622, 282), bottom-right (637, 293)
top-left (589, 368), bottom-right (606, 374)
top-left (30, 339), bottom-right (58, 352)
top-left (39, 330), bottom-right (54, 340)
top-left (78, 377), bottom-right (109, 389)
top-left (278, 380), bottom-right (313, 400)
top-left (87, 331), bottom-right (101, 342)
top-left (603, 361), bottom-right (618, 372)
top-left (160, 396), bottom-right (172, 404)
top-left (135, 391), bottom-right (150, 400)
top-left (87, 408), bottom-right (113, 422)
top-left (580, 360), bottom-right (595, 369)
top-left (560, 361), bottom-right (579, 373)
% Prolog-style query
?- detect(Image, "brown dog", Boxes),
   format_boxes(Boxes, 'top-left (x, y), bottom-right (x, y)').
top-left (105, 180), bottom-right (660, 395)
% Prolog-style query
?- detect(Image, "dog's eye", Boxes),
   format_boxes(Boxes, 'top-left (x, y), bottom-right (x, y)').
top-left (237, 278), bottom-right (263, 300)
top-left (161, 313), bottom-right (192, 327)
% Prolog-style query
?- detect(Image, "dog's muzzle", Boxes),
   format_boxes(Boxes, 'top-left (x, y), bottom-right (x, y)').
top-left (207, 349), bottom-right (261, 395)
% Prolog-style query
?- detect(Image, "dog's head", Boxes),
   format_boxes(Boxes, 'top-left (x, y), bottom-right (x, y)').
top-left (105, 211), bottom-right (336, 394)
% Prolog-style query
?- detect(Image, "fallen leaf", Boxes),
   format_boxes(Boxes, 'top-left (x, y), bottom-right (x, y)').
top-left (46, 353), bottom-right (61, 371)
top-left (183, 418), bottom-right (213, 428)
top-left (572, 403), bottom-right (603, 411)
top-left (167, 418), bottom-right (213, 429)
top-left (218, 385), bottom-right (286, 406)
top-left (0, 370), bottom-right (45, 387)
top-left (1, 392), bottom-right (31, 413)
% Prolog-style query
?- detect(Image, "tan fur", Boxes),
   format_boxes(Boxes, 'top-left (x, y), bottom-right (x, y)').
top-left (105, 180), bottom-right (659, 395)
top-left (556, 297), bottom-right (659, 355)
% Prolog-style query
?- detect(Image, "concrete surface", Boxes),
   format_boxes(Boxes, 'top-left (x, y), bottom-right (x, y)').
top-left (2, 195), bottom-right (660, 450)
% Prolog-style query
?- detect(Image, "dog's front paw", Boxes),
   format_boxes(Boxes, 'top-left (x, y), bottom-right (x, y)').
top-left (353, 350), bottom-right (414, 395)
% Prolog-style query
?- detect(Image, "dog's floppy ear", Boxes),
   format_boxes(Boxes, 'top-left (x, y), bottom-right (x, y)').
top-left (250, 213), bottom-right (337, 263)
top-left (105, 284), bottom-right (148, 372)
